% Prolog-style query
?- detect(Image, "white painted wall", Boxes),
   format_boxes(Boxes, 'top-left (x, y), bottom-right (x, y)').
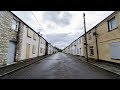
top-left (20, 25), bottom-right (39, 60)
top-left (39, 37), bottom-right (46, 56)
top-left (48, 44), bottom-right (51, 54)
top-left (76, 37), bottom-right (83, 56)
top-left (48, 44), bottom-right (58, 54)
top-left (64, 37), bottom-right (83, 56)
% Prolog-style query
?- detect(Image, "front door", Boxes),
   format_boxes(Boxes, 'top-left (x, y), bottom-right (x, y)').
top-left (26, 43), bottom-right (30, 59)
top-left (7, 41), bottom-right (16, 65)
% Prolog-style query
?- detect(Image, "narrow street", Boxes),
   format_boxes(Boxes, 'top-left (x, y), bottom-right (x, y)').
top-left (0, 52), bottom-right (119, 79)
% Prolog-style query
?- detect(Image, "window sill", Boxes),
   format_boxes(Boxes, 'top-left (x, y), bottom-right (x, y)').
top-left (90, 54), bottom-right (94, 57)
top-left (108, 27), bottom-right (118, 32)
top-left (33, 39), bottom-right (36, 41)
top-left (111, 58), bottom-right (120, 60)
top-left (10, 28), bottom-right (18, 32)
top-left (27, 35), bottom-right (32, 38)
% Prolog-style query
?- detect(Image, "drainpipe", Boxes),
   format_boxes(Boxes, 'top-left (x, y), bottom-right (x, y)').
top-left (94, 27), bottom-right (99, 60)
top-left (14, 21), bottom-right (20, 62)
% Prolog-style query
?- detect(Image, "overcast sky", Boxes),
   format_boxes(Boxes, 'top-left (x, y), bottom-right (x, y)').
top-left (12, 11), bottom-right (114, 49)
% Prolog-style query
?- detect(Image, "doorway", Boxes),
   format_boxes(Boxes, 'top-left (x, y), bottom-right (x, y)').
top-left (26, 43), bottom-right (30, 59)
top-left (7, 41), bottom-right (16, 65)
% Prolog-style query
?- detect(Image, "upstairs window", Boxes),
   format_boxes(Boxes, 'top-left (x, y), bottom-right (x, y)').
top-left (79, 38), bottom-right (81, 44)
top-left (40, 48), bottom-right (42, 53)
top-left (33, 33), bottom-right (37, 40)
top-left (88, 32), bottom-right (92, 40)
top-left (77, 48), bottom-right (79, 54)
top-left (11, 19), bottom-right (19, 31)
top-left (32, 45), bottom-right (36, 54)
top-left (77, 40), bottom-right (79, 44)
top-left (27, 27), bottom-right (32, 38)
top-left (80, 48), bottom-right (81, 55)
top-left (108, 17), bottom-right (117, 31)
top-left (41, 38), bottom-right (42, 44)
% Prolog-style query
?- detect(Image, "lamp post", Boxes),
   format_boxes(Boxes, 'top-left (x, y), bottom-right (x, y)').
top-left (83, 13), bottom-right (88, 61)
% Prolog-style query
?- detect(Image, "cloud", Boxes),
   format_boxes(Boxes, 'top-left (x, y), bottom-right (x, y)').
top-left (43, 11), bottom-right (72, 27)
top-left (46, 33), bottom-right (71, 49)
top-left (12, 11), bottom-right (114, 49)
top-left (46, 31), bottom-right (82, 49)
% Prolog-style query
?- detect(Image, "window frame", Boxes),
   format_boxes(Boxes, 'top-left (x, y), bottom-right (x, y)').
top-left (33, 33), bottom-right (36, 40)
top-left (88, 32), bottom-right (92, 40)
top-left (27, 27), bottom-right (32, 38)
top-left (80, 48), bottom-right (81, 55)
top-left (77, 48), bottom-right (79, 54)
top-left (11, 18), bottom-right (19, 31)
top-left (89, 46), bottom-right (94, 56)
top-left (108, 17), bottom-right (117, 32)
top-left (32, 45), bottom-right (36, 54)
top-left (40, 48), bottom-right (42, 53)
top-left (41, 38), bottom-right (42, 44)
top-left (79, 38), bottom-right (81, 44)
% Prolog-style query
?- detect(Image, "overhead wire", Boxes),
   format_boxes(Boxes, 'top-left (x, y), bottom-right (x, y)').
top-left (31, 11), bottom-right (49, 41)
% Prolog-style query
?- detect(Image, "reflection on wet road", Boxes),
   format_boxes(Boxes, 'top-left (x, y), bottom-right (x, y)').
top-left (0, 52), bottom-right (118, 79)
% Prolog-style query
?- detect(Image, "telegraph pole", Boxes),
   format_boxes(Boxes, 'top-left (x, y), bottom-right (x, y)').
top-left (83, 13), bottom-right (88, 61)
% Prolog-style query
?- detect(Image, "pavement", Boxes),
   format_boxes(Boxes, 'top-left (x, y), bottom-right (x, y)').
top-left (68, 54), bottom-right (120, 76)
top-left (0, 52), bottom-right (119, 79)
top-left (0, 54), bottom-right (52, 77)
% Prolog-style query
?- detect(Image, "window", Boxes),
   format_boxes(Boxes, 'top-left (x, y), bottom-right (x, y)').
top-left (89, 46), bottom-right (94, 56)
top-left (40, 48), bottom-right (42, 53)
top-left (43, 40), bottom-right (44, 44)
top-left (41, 38), bottom-right (42, 44)
top-left (33, 33), bottom-right (36, 40)
top-left (27, 27), bottom-right (32, 38)
top-left (109, 42), bottom-right (120, 59)
top-left (77, 48), bottom-right (79, 54)
top-left (88, 32), bottom-right (92, 40)
top-left (80, 48), bottom-right (81, 55)
top-left (79, 38), bottom-right (81, 44)
top-left (108, 17), bottom-right (117, 31)
top-left (11, 19), bottom-right (19, 31)
top-left (32, 45), bottom-right (36, 54)
top-left (77, 40), bottom-right (79, 45)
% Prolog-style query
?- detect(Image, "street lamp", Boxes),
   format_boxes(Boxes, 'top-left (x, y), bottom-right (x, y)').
top-left (83, 13), bottom-right (88, 61)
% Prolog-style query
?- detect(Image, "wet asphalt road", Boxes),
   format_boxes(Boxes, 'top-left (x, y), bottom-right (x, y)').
top-left (0, 52), bottom-right (119, 79)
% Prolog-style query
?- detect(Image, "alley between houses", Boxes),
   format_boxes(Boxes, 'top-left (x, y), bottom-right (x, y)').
top-left (0, 52), bottom-right (119, 79)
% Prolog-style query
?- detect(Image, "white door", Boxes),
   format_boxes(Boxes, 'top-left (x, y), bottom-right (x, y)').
top-left (7, 41), bottom-right (16, 65)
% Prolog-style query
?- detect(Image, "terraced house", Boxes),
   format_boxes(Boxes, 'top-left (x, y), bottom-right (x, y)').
top-left (20, 23), bottom-right (40, 60)
top-left (0, 11), bottom-right (58, 66)
top-left (48, 43), bottom-right (58, 54)
top-left (83, 11), bottom-right (120, 63)
top-left (75, 36), bottom-right (84, 56)
top-left (63, 11), bottom-right (120, 64)
top-left (63, 35), bottom-right (84, 57)
top-left (0, 11), bottom-right (23, 65)
top-left (39, 36), bottom-right (47, 56)
top-left (96, 11), bottom-right (120, 63)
